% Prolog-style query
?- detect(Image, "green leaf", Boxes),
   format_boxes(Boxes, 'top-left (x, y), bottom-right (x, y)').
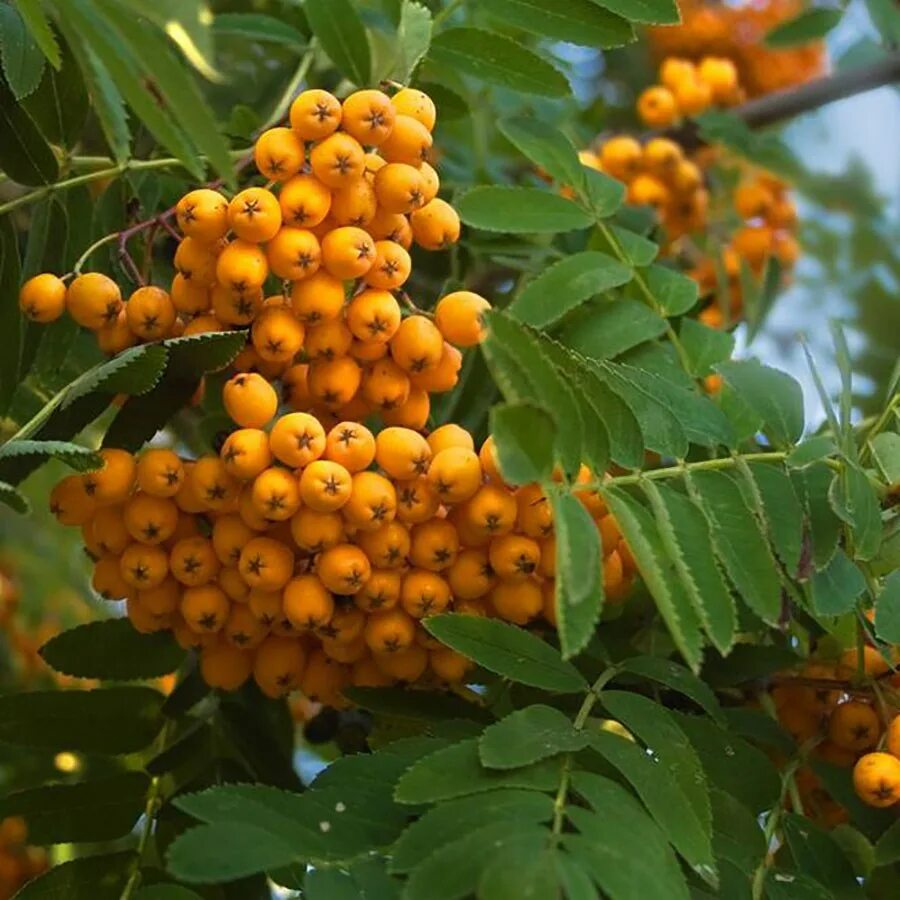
top-left (393, 1), bottom-right (432, 82)
top-left (781, 813), bottom-right (864, 899)
top-left (424, 614), bottom-right (587, 692)
top-left (428, 28), bottom-right (569, 97)
top-left (61, 2), bottom-right (198, 178)
top-left (305, 0), bottom-right (371, 86)
top-left (568, 772), bottom-right (691, 899)
top-left (0, 686), bottom-right (164, 754)
top-left (15, 851), bottom-right (136, 900)
top-left (23, 41), bottom-right (87, 146)
top-left (0, 481), bottom-right (29, 514)
top-left (63, 344), bottom-right (168, 409)
top-left (830, 463), bottom-right (882, 560)
top-left (343, 687), bottom-right (489, 723)
top-left (600, 691), bottom-right (711, 839)
top-left (709, 788), bottom-right (767, 874)
top-left (477, 842), bottom-right (561, 900)
top-left (479, 705), bottom-right (587, 769)
top-left (212, 13), bottom-right (306, 49)
top-left (401, 822), bottom-right (545, 900)
top-left (866, 0), bottom-right (900, 44)
top-left (617, 656), bottom-right (725, 724)
top-left (551, 488), bottom-right (603, 659)
top-left (0, 77), bottom-right (58, 184)
top-left (586, 729), bottom-right (715, 877)
top-left (602, 486), bottom-right (704, 670)
top-left (510, 251), bottom-right (632, 328)
top-left (587, 0), bottom-right (680, 24)
top-left (792, 462), bottom-right (842, 569)
top-left (489, 403), bottom-right (555, 485)
top-left (167, 822), bottom-right (298, 884)
top-left (0, 4), bottom-right (44, 99)
top-left (67, 41), bottom-right (130, 163)
top-left (95, 0), bottom-right (235, 184)
top-left (458, 186), bottom-right (592, 234)
top-left (766, 7), bottom-right (843, 47)
top-left (0, 772), bottom-right (150, 844)
top-left (14, 0), bottom-right (61, 70)
top-left (597, 224), bottom-right (658, 266)
top-left (788, 436), bottom-right (838, 468)
top-left (869, 432), bottom-right (900, 485)
top-left (874, 571), bottom-right (900, 643)
top-left (483, 0), bottom-right (634, 46)
top-left (136, 887), bottom-right (205, 900)
top-left (394, 737), bottom-right (560, 804)
top-left (499, 117), bottom-right (586, 192)
top-left (744, 461), bottom-right (804, 576)
top-left (874, 816), bottom-right (900, 866)
top-left (40, 618), bottom-right (185, 680)
top-left (390, 790), bottom-right (553, 874)
top-left (559, 299), bottom-right (666, 360)
top-left (642, 481), bottom-right (736, 654)
top-left (0, 218), bottom-right (22, 414)
top-left (687, 469), bottom-right (783, 623)
top-left (765, 870), bottom-right (833, 900)
top-left (716, 359), bottom-right (804, 447)
top-left (643, 265), bottom-right (698, 316)
top-left (811, 549), bottom-right (865, 616)
top-left (675, 712), bottom-right (781, 814)
top-left (702, 643), bottom-right (801, 689)
top-left (0, 441), bottom-right (102, 484)
top-left (678, 318), bottom-right (734, 377)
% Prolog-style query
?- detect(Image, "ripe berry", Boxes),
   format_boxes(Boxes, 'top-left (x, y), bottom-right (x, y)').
top-left (19, 273), bottom-right (66, 323)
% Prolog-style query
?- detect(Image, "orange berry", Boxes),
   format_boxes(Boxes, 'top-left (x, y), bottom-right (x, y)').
top-left (19, 273), bottom-right (66, 323)
top-left (325, 421), bottom-right (376, 472)
top-left (176, 188), bottom-right (229, 243)
top-left (673, 77), bottom-right (712, 117)
top-left (321, 226), bottom-right (375, 280)
top-left (170, 273), bottom-right (210, 315)
top-left (828, 700), bottom-right (881, 752)
top-left (698, 56), bottom-right (739, 103)
top-left (395, 477), bottom-right (440, 525)
top-left (181, 583), bottom-right (229, 633)
top-left (279, 173), bottom-right (332, 229)
top-left (239, 536), bottom-right (294, 592)
top-left (642, 138), bottom-right (684, 177)
top-left (290, 89), bottom-right (341, 140)
top-left (409, 198), bottom-right (460, 250)
top-left (220, 429), bottom-right (272, 481)
top-left (329, 177), bottom-right (377, 228)
top-left (491, 579), bottom-right (542, 625)
top-left (364, 608), bottom-right (416, 653)
top-left (66, 272), bottom-right (123, 330)
top-left (374, 163), bottom-right (427, 214)
top-left (283, 574), bottom-right (334, 631)
top-left (447, 548), bottom-right (495, 600)
top-left (427, 424), bottom-right (474, 456)
top-left (317, 543), bottom-right (371, 595)
top-left (254, 127), bottom-right (305, 181)
top-left (228, 187), bottom-right (282, 243)
top-left (223, 372), bottom-right (279, 429)
top-left (307, 356), bottom-right (362, 409)
top-left (516, 484), bottom-right (553, 538)
top-left (462, 484), bottom-right (517, 538)
top-left (375, 427), bottom-right (432, 480)
top-left (407, 342), bottom-right (461, 393)
top-left (488, 534), bottom-right (540, 580)
top-left (290, 270), bottom-right (346, 324)
top-left (211, 514), bottom-right (256, 566)
top-left (342, 471), bottom-right (397, 531)
top-left (341, 89), bottom-right (396, 146)
top-left (379, 114), bottom-right (432, 165)
top-left (854, 753), bottom-right (900, 808)
top-left (400, 569), bottom-right (451, 618)
top-left (290, 506), bottom-right (344, 554)
top-left (310, 132), bottom-right (365, 189)
top-left (190, 456), bottom-right (240, 511)
top-left (599, 136), bottom-right (642, 182)
top-left (216, 240), bottom-right (269, 294)
top-left (382, 388), bottom-right (430, 430)
top-left (139, 576), bottom-right (181, 616)
top-left (367, 208), bottom-right (413, 248)
top-left (251, 306), bottom-right (305, 364)
top-left (390, 315), bottom-right (443, 373)
top-left (82, 448), bottom-right (136, 506)
top-left (251, 467), bottom-right (301, 521)
top-left (391, 88), bottom-right (436, 131)
top-left (299, 460), bottom-right (353, 512)
top-left (120, 542), bottom-right (170, 590)
top-left (265, 227), bottom-right (321, 281)
top-left (305, 317), bottom-right (353, 361)
top-left (434, 291), bottom-right (490, 347)
top-left (269, 412), bottom-right (326, 467)
top-left (361, 358), bottom-right (410, 411)
top-left (123, 494), bottom-right (179, 545)
top-left (427, 446), bottom-right (482, 504)
top-left (170, 535), bottom-right (221, 587)
top-left (660, 57), bottom-right (696, 90)
top-left (125, 286), bottom-right (176, 341)
top-left (91, 554), bottom-right (129, 600)
top-left (253, 635), bottom-right (306, 697)
top-left (201, 640), bottom-right (253, 690)
top-left (409, 519), bottom-right (459, 572)
top-left (364, 240), bottom-right (411, 291)
top-left (211, 283), bottom-right (263, 327)
top-left (637, 86), bottom-right (679, 128)
top-left (346, 288), bottom-right (402, 343)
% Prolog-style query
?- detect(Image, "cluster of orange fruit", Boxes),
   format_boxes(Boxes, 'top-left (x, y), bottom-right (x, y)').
top-left (648, 0), bottom-right (827, 99)
top-left (636, 56), bottom-right (744, 129)
top-left (0, 818), bottom-right (46, 900)
top-left (770, 651), bottom-right (900, 823)
top-left (48, 405), bottom-right (635, 702)
top-left (17, 85), bottom-right (464, 394)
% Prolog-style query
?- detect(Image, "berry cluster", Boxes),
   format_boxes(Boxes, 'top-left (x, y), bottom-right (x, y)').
top-left (648, 0), bottom-right (827, 99)
top-left (0, 818), bottom-right (46, 900)
top-left (636, 56), bottom-right (743, 129)
top-left (49, 412), bottom-right (634, 702)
